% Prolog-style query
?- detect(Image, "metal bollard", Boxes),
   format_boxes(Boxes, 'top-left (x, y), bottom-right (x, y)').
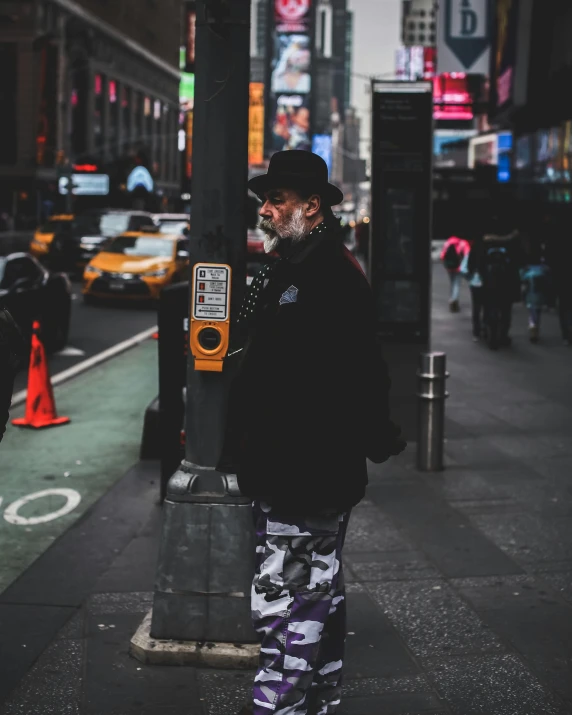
top-left (417, 352), bottom-right (449, 471)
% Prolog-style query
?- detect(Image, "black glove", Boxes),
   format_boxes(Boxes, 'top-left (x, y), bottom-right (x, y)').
top-left (366, 421), bottom-right (407, 464)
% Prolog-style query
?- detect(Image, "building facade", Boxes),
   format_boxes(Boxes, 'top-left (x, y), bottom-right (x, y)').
top-left (0, 0), bottom-right (182, 226)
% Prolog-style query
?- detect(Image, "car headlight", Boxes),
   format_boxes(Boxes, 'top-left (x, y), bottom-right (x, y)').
top-left (84, 266), bottom-right (102, 276)
top-left (143, 268), bottom-right (169, 277)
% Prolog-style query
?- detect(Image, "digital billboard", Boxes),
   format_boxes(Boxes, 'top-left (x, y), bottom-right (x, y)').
top-left (184, 1), bottom-right (196, 73)
top-left (311, 134), bottom-right (332, 175)
top-left (270, 94), bottom-right (311, 153)
top-left (433, 74), bottom-right (473, 121)
top-left (275, 0), bottom-right (312, 32)
top-left (267, 0), bottom-right (313, 157)
top-left (271, 34), bottom-right (311, 94)
top-left (249, 83), bottom-right (265, 166)
top-left (185, 110), bottom-right (193, 180)
top-left (491, 0), bottom-right (518, 112)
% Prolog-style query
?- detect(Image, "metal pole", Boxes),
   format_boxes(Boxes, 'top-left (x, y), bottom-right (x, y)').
top-left (416, 352), bottom-right (449, 471)
top-left (150, 0), bottom-right (255, 645)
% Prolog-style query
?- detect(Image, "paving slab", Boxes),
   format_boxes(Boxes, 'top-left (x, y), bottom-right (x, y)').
top-left (424, 654), bottom-right (566, 715)
top-left (365, 580), bottom-right (504, 662)
top-left (368, 480), bottom-right (524, 578)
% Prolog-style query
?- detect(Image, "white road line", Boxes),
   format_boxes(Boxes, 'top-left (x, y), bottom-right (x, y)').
top-left (11, 325), bottom-right (158, 407)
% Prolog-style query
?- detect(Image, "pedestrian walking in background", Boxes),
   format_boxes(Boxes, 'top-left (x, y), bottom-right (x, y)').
top-left (460, 238), bottom-right (485, 341)
top-left (520, 240), bottom-right (551, 344)
top-left (440, 235), bottom-right (470, 312)
top-left (218, 150), bottom-right (406, 715)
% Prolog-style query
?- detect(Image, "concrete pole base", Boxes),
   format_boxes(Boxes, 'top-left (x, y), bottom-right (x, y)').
top-left (130, 611), bottom-right (259, 669)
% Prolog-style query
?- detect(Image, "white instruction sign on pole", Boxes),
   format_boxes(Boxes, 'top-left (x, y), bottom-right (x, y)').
top-left (192, 263), bottom-right (231, 321)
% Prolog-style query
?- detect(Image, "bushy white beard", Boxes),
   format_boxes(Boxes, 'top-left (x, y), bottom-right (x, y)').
top-left (260, 206), bottom-right (308, 254)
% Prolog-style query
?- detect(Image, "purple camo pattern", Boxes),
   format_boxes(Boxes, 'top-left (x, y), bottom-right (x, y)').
top-left (251, 500), bottom-right (349, 714)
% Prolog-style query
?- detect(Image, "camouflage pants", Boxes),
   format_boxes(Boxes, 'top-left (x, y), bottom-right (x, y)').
top-left (251, 500), bottom-right (349, 714)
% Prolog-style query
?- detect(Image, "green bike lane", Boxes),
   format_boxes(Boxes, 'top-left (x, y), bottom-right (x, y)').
top-left (0, 338), bottom-right (158, 595)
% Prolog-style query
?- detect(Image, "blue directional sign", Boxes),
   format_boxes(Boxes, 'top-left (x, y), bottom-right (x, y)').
top-left (438, 0), bottom-right (492, 75)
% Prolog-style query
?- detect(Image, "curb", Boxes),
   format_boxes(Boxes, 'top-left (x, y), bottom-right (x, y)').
top-left (12, 325), bottom-right (158, 407)
top-left (130, 611), bottom-right (259, 669)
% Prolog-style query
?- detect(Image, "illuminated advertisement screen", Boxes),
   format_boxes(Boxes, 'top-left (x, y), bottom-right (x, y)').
top-left (184, 1), bottom-right (196, 73)
top-left (267, 0), bottom-right (313, 157)
top-left (311, 134), bottom-right (332, 175)
top-left (270, 94), bottom-right (311, 153)
top-left (492, 0), bottom-right (518, 112)
top-left (249, 83), bottom-right (265, 166)
top-left (185, 110), bottom-right (193, 179)
top-left (271, 33), bottom-right (311, 94)
top-left (433, 74), bottom-right (473, 121)
top-left (275, 0), bottom-right (311, 32)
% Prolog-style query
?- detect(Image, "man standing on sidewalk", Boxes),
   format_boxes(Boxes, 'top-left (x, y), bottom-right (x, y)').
top-left (219, 151), bottom-right (406, 715)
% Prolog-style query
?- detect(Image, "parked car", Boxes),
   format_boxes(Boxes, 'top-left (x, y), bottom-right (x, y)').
top-left (82, 233), bottom-right (190, 303)
top-left (0, 253), bottom-right (72, 353)
top-left (33, 209), bottom-right (159, 273)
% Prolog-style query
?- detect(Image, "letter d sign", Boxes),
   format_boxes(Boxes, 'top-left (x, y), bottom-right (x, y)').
top-left (451, 0), bottom-right (485, 40)
top-left (461, 8), bottom-right (477, 35)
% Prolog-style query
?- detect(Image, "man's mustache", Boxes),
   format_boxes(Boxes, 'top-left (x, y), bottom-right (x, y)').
top-left (260, 218), bottom-right (278, 235)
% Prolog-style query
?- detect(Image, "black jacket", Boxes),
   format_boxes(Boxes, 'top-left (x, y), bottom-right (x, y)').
top-left (218, 224), bottom-right (404, 514)
top-left (0, 306), bottom-right (24, 443)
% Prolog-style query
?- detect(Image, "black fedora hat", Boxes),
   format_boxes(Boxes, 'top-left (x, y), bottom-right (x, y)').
top-left (248, 150), bottom-right (344, 206)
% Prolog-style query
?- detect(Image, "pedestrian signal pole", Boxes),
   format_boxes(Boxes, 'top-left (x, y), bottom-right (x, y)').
top-left (146, 0), bottom-right (256, 655)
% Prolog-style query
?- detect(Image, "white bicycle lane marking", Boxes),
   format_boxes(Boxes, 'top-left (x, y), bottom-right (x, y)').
top-left (0, 488), bottom-right (82, 526)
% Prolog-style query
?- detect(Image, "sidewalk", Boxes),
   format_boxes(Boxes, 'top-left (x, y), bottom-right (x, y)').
top-left (1, 269), bottom-right (571, 715)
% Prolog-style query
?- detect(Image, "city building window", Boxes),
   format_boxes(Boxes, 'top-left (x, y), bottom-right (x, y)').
top-left (144, 96), bottom-right (152, 151)
top-left (94, 73), bottom-right (104, 153)
top-left (133, 91), bottom-right (141, 143)
top-left (108, 79), bottom-right (118, 154)
top-left (153, 101), bottom-right (162, 176)
top-left (70, 62), bottom-right (88, 158)
top-left (163, 104), bottom-right (170, 181)
top-left (35, 43), bottom-right (57, 167)
top-left (121, 86), bottom-right (131, 153)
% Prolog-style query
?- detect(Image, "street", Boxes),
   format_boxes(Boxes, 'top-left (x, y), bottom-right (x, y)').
top-left (13, 281), bottom-right (157, 393)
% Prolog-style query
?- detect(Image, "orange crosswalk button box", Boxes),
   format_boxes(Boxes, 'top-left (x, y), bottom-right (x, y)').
top-left (190, 263), bottom-right (231, 372)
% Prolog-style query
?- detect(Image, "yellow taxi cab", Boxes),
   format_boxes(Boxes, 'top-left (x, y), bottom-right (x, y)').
top-left (29, 214), bottom-right (74, 259)
top-left (82, 231), bottom-right (190, 303)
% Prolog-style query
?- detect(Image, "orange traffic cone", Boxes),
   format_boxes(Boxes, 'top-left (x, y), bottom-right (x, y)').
top-left (12, 321), bottom-right (70, 429)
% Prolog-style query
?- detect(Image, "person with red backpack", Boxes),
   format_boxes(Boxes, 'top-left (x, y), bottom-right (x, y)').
top-left (440, 235), bottom-right (470, 312)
